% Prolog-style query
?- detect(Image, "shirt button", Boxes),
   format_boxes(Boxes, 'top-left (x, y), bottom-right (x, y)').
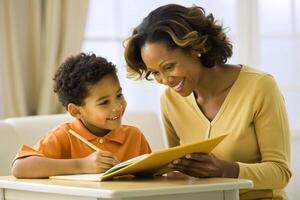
top-left (99, 138), bottom-right (104, 144)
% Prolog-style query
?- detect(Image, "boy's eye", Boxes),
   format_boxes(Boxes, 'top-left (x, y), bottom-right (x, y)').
top-left (117, 93), bottom-right (124, 98)
top-left (99, 100), bottom-right (109, 105)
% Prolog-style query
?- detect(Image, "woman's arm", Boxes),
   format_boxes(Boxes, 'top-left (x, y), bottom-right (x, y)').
top-left (237, 75), bottom-right (291, 189)
top-left (168, 153), bottom-right (239, 178)
top-left (160, 91), bottom-right (180, 147)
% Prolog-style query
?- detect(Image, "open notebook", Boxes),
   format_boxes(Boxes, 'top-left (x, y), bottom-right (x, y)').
top-left (50, 134), bottom-right (227, 182)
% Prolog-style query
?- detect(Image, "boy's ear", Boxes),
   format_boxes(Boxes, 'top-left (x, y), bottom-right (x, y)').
top-left (67, 103), bottom-right (82, 118)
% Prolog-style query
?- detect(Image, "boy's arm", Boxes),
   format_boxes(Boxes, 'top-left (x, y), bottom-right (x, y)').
top-left (11, 150), bottom-right (119, 178)
top-left (12, 156), bottom-right (84, 178)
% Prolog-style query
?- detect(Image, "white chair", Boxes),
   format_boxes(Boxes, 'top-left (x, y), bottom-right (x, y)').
top-left (0, 122), bottom-right (19, 176)
top-left (3, 114), bottom-right (73, 147)
top-left (0, 111), bottom-right (166, 176)
top-left (122, 111), bottom-right (166, 151)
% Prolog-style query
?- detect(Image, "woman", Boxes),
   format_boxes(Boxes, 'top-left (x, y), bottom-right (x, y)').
top-left (124, 4), bottom-right (291, 200)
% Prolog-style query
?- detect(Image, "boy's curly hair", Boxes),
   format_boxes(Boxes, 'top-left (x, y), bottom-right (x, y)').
top-left (53, 53), bottom-right (117, 110)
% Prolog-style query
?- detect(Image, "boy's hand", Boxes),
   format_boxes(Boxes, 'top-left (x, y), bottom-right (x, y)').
top-left (81, 150), bottom-right (119, 173)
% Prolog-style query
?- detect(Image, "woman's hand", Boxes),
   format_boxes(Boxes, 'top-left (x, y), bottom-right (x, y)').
top-left (80, 150), bottom-right (119, 173)
top-left (168, 153), bottom-right (239, 178)
top-left (153, 165), bottom-right (174, 176)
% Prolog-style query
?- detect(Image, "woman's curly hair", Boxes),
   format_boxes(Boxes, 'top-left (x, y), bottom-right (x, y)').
top-left (53, 53), bottom-right (117, 110)
top-left (124, 4), bottom-right (233, 80)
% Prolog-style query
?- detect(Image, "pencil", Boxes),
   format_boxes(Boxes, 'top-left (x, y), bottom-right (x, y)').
top-left (66, 128), bottom-right (101, 151)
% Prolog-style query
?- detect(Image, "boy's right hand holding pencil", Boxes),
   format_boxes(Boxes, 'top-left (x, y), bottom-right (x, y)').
top-left (67, 128), bottom-right (120, 173)
top-left (80, 150), bottom-right (119, 173)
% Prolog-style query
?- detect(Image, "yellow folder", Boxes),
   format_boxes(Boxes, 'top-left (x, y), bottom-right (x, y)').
top-left (50, 134), bottom-right (227, 182)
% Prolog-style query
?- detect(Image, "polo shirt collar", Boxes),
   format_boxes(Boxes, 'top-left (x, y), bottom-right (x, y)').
top-left (70, 119), bottom-right (125, 144)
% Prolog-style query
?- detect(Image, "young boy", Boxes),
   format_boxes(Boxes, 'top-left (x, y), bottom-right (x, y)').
top-left (11, 53), bottom-right (152, 178)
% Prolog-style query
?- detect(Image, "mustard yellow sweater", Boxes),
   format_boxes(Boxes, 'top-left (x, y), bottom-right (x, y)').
top-left (160, 66), bottom-right (291, 199)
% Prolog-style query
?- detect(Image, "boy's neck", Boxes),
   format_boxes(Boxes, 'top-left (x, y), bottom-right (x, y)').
top-left (80, 119), bottom-right (111, 137)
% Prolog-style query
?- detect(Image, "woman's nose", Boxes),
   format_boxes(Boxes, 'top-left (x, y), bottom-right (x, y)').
top-left (156, 74), bottom-right (173, 86)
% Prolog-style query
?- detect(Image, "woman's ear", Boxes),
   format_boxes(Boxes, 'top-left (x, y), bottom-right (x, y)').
top-left (191, 49), bottom-right (201, 58)
top-left (67, 103), bottom-right (82, 118)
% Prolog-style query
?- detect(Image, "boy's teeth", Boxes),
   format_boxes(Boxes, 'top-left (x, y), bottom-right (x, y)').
top-left (109, 115), bottom-right (120, 120)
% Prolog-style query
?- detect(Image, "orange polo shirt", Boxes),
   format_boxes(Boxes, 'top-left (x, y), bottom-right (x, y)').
top-left (15, 119), bottom-right (152, 162)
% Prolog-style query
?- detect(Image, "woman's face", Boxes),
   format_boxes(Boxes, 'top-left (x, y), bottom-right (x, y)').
top-left (141, 42), bottom-right (203, 97)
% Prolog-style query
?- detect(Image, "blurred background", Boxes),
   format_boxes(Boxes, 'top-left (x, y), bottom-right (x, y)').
top-left (0, 0), bottom-right (299, 198)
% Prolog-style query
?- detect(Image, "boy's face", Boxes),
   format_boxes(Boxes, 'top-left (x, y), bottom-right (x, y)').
top-left (78, 74), bottom-right (127, 136)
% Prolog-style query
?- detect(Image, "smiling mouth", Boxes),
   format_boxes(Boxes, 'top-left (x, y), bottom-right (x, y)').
top-left (172, 79), bottom-right (184, 92)
top-left (107, 115), bottom-right (121, 120)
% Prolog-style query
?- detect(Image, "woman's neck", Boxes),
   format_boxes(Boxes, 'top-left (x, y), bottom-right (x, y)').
top-left (194, 64), bottom-right (241, 99)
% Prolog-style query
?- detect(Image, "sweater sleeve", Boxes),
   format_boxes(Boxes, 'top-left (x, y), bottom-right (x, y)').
top-left (238, 75), bottom-right (292, 189)
top-left (160, 90), bottom-right (180, 147)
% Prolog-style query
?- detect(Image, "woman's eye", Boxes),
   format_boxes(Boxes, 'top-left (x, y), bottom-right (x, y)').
top-left (151, 71), bottom-right (159, 76)
top-left (165, 63), bottom-right (175, 70)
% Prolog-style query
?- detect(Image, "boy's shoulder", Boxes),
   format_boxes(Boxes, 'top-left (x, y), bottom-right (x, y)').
top-left (119, 124), bottom-right (143, 134)
top-left (118, 124), bottom-right (148, 143)
top-left (42, 120), bottom-right (74, 139)
top-left (119, 124), bottom-right (149, 139)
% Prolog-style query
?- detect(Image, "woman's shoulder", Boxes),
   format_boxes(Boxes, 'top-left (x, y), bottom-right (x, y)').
top-left (240, 65), bottom-right (269, 77)
top-left (240, 65), bottom-right (280, 93)
top-left (160, 87), bottom-right (185, 105)
top-left (119, 124), bottom-right (143, 135)
top-left (161, 87), bottom-right (173, 98)
top-left (160, 87), bottom-right (189, 101)
top-left (160, 87), bottom-right (195, 114)
top-left (240, 65), bottom-right (276, 84)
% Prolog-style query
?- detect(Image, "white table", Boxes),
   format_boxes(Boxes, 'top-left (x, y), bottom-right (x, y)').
top-left (0, 175), bottom-right (253, 200)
